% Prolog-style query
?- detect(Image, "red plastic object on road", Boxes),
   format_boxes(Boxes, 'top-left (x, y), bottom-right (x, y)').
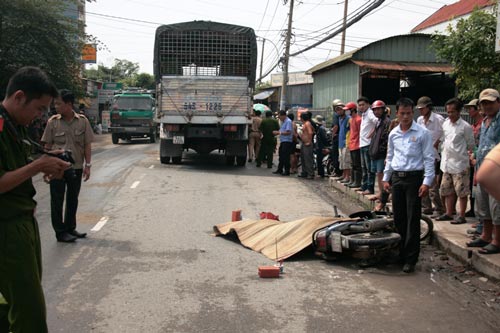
top-left (259, 212), bottom-right (279, 221)
top-left (232, 210), bottom-right (242, 221)
top-left (258, 266), bottom-right (280, 278)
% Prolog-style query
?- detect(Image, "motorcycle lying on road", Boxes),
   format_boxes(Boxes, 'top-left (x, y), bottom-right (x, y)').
top-left (312, 208), bottom-right (433, 266)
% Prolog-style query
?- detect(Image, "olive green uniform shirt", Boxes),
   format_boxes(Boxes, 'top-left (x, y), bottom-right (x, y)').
top-left (259, 117), bottom-right (280, 145)
top-left (41, 112), bottom-right (94, 169)
top-left (0, 105), bottom-right (37, 222)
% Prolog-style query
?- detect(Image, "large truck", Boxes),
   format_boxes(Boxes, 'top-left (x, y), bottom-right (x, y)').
top-left (153, 21), bottom-right (257, 165)
top-left (109, 91), bottom-right (157, 144)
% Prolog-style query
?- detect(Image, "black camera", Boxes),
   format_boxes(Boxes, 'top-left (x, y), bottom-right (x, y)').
top-left (57, 150), bottom-right (77, 179)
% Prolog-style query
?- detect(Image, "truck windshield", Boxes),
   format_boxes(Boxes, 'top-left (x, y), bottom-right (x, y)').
top-left (114, 97), bottom-right (151, 110)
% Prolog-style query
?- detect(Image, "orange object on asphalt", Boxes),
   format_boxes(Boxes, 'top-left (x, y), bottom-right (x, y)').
top-left (232, 210), bottom-right (242, 221)
top-left (258, 266), bottom-right (280, 278)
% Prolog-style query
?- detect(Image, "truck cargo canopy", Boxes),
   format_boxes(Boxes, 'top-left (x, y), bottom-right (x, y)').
top-left (154, 21), bottom-right (257, 88)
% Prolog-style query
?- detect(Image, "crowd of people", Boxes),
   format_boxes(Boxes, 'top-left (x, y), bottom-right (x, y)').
top-left (248, 91), bottom-right (500, 272)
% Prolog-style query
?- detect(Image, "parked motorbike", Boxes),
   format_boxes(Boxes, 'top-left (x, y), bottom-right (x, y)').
top-left (312, 208), bottom-right (433, 266)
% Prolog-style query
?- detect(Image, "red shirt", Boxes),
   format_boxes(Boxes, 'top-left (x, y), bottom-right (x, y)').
top-left (349, 113), bottom-right (362, 151)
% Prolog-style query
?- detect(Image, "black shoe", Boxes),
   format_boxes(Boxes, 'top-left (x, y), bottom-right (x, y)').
top-left (465, 210), bottom-right (475, 217)
top-left (272, 170), bottom-right (283, 174)
top-left (402, 264), bottom-right (415, 273)
top-left (69, 230), bottom-right (87, 238)
top-left (297, 173), bottom-right (308, 178)
top-left (248, 159), bottom-right (252, 163)
top-left (282, 172), bottom-right (290, 176)
top-left (348, 182), bottom-right (361, 188)
top-left (57, 232), bottom-right (77, 243)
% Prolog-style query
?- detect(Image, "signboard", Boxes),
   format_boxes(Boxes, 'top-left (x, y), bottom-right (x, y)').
top-left (98, 90), bottom-right (115, 104)
top-left (82, 44), bottom-right (97, 64)
top-left (103, 82), bottom-right (123, 90)
top-left (496, 4), bottom-right (500, 53)
top-left (101, 111), bottom-right (110, 132)
top-left (271, 72), bottom-right (313, 87)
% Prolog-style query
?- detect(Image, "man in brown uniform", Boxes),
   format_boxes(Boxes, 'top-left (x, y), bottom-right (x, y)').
top-left (248, 110), bottom-right (262, 162)
top-left (42, 89), bottom-right (94, 242)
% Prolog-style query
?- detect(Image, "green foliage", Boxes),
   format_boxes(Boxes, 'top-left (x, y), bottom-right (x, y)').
top-left (84, 60), bottom-right (154, 89)
top-left (0, 0), bottom-right (97, 97)
top-left (431, 8), bottom-right (500, 100)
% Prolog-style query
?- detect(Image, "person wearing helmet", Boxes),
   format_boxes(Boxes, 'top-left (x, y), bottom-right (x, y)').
top-left (336, 102), bottom-right (351, 184)
top-left (330, 99), bottom-right (343, 177)
top-left (416, 96), bottom-right (445, 217)
top-left (344, 102), bottom-right (361, 188)
top-left (358, 96), bottom-right (377, 195)
top-left (369, 100), bottom-right (391, 203)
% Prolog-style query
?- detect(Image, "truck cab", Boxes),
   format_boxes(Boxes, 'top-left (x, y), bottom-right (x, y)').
top-left (109, 91), bottom-right (157, 144)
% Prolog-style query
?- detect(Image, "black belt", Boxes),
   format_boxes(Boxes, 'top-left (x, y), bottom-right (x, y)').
top-left (394, 170), bottom-right (423, 178)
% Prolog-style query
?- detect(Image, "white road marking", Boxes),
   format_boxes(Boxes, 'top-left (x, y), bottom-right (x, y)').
top-left (131, 181), bottom-right (140, 189)
top-left (149, 165), bottom-right (154, 169)
top-left (91, 216), bottom-right (109, 232)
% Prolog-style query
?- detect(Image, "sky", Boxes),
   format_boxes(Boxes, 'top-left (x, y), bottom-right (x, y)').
top-left (85, 0), bottom-right (459, 80)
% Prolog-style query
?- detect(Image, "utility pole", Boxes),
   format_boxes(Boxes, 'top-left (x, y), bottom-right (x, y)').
top-left (259, 38), bottom-right (265, 85)
top-left (340, 0), bottom-right (348, 55)
top-left (279, 0), bottom-right (294, 111)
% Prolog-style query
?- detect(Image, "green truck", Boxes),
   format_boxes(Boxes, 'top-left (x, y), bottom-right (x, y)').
top-left (109, 91), bottom-right (157, 144)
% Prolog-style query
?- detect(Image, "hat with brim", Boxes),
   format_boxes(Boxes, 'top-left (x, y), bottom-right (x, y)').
top-left (313, 115), bottom-right (324, 124)
top-left (479, 89), bottom-right (500, 103)
top-left (416, 96), bottom-right (433, 109)
top-left (464, 99), bottom-right (479, 108)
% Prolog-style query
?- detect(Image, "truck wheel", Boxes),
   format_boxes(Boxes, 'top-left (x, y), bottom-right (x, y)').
top-left (112, 134), bottom-right (119, 144)
top-left (236, 156), bottom-right (246, 166)
top-left (160, 156), bottom-right (170, 164)
top-left (225, 156), bottom-right (235, 166)
top-left (341, 232), bottom-right (401, 249)
top-left (172, 156), bottom-right (182, 164)
top-left (150, 134), bottom-right (156, 143)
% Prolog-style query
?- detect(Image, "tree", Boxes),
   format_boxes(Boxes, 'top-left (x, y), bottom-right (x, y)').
top-left (84, 61), bottom-right (154, 89)
top-left (0, 1), bottom-right (100, 97)
top-left (431, 8), bottom-right (500, 100)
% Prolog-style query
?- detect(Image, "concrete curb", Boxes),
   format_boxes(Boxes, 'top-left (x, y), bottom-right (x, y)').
top-left (328, 176), bottom-right (500, 281)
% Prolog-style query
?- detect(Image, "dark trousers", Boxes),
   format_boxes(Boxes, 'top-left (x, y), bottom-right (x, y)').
top-left (316, 149), bottom-right (325, 177)
top-left (50, 169), bottom-right (83, 236)
top-left (392, 173), bottom-right (423, 265)
top-left (257, 142), bottom-right (275, 168)
top-left (0, 217), bottom-right (48, 332)
top-left (360, 146), bottom-right (374, 192)
top-left (277, 141), bottom-right (294, 173)
top-left (330, 138), bottom-right (340, 175)
top-left (350, 148), bottom-right (362, 184)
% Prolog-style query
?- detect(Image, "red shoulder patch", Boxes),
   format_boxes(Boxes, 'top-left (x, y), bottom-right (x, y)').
top-left (0, 117), bottom-right (4, 132)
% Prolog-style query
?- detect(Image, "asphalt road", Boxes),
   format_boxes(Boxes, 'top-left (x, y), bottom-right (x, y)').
top-left (30, 136), bottom-right (498, 332)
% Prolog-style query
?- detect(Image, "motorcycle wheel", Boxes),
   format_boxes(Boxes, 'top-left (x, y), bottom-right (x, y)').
top-left (342, 232), bottom-right (401, 249)
top-left (420, 215), bottom-right (434, 242)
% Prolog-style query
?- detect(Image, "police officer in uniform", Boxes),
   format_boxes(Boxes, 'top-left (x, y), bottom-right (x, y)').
top-left (0, 67), bottom-right (70, 332)
top-left (42, 89), bottom-right (94, 243)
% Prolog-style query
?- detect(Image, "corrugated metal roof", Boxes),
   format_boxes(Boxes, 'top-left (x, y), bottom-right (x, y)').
top-left (411, 0), bottom-right (494, 32)
top-left (307, 33), bottom-right (446, 75)
top-left (306, 49), bottom-right (357, 74)
top-left (352, 60), bottom-right (453, 73)
top-left (253, 89), bottom-right (275, 100)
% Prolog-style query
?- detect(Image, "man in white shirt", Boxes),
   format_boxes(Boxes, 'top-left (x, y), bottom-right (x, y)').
top-left (416, 96), bottom-right (445, 216)
top-left (437, 98), bottom-right (475, 224)
top-left (358, 96), bottom-right (377, 195)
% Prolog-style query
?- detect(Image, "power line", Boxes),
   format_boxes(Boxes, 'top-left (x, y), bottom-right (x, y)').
top-left (290, 0), bottom-right (385, 57)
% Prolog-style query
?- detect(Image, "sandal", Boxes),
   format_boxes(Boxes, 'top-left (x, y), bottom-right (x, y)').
top-left (478, 243), bottom-right (500, 255)
top-left (374, 203), bottom-right (386, 212)
top-left (450, 216), bottom-right (467, 224)
top-left (435, 214), bottom-right (454, 221)
top-left (466, 238), bottom-right (490, 248)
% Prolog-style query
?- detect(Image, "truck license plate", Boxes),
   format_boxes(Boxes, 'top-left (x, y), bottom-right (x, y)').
top-left (173, 136), bottom-right (184, 144)
top-left (330, 232), bottom-right (342, 253)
